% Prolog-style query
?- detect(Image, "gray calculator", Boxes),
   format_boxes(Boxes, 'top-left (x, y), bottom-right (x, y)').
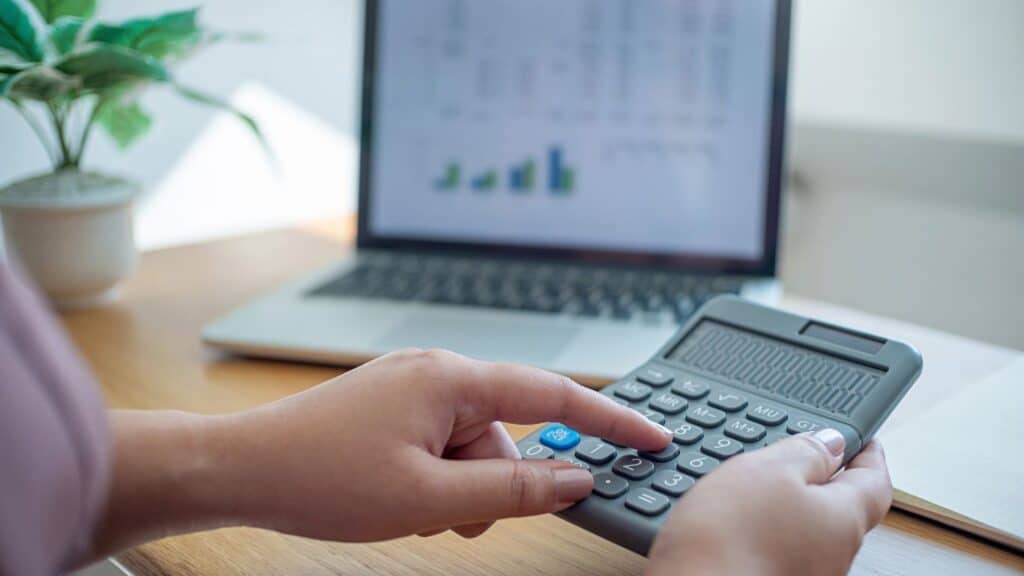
top-left (516, 296), bottom-right (922, 555)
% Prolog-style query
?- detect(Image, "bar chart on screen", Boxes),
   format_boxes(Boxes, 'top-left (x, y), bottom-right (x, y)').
top-left (371, 0), bottom-right (775, 257)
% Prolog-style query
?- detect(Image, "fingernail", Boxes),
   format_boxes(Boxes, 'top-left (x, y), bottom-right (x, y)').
top-left (813, 428), bottom-right (846, 457)
top-left (554, 467), bottom-right (594, 504)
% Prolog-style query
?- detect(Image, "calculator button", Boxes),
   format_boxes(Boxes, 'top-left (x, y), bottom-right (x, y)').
top-left (702, 435), bottom-right (745, 459)
top-left (677, 452), bottom-right (720, 477)
top-left (747, 403), bottom-right (788, 426)
top-left (671, 378), bottom-right (710, 399)
top-left (724, 419), bottom-right (766, 443)
top-left (637, 367), bottom-right (674, 387)
top-left (685, 405), bottom-right (726, 428)
top-left (614, 381), bottom-right (653, 402)
top-left (592, 473), bottom-right (629, 499)
top-left (575, 439), bottom-right (617, 465)
top-left (639, 442), bottom-right (680, 463)
top-left (651, 469), bottom-right (695, 497)
top-left (539, 424), bottom-right (581, 451)
top-left (787, 418), bottom-right (828, 435)
top-left (612, 398), bottom-right (630, 407)
top-left (555, 456), bottom-right (591, 471)
top-left (520, 442), bottom-right (554, 460)
top-left (667, 420), bottom-right (704, 445)
top-left (625, 488), bottom-right (671, 516)
top-left (638, 408), bottom-right (667, 425)
top-left (708, 392), bottom-right (748, 412)
top-left (649, 392), bottom-right (688, 415)
top-left (612, 455), bottom-right (656, 480)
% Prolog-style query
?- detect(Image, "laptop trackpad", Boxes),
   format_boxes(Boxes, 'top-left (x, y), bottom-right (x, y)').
top-left (373, 312), bottom-right (576, 365)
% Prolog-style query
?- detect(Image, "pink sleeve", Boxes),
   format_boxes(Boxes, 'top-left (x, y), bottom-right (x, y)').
top-left (0, 263), bottom-right (111, 576)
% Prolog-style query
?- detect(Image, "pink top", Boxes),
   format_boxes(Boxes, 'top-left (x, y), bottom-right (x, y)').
top-left (0, 263), bottom-right (111, 576)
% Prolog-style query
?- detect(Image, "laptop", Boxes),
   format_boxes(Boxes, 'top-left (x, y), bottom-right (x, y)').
top-left (203, 0), bottom-right (792, 381)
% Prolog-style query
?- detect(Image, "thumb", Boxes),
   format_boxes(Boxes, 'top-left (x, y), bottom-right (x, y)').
top-left (431, 458), bottom-right (593, 526)
top-left (755, 429), bottom-right (846, 484)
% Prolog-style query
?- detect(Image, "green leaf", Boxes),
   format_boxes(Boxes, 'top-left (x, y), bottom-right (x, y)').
top-left (88, 8), bottom-right (201, 59)
top-left (28, 0), bottom-right (93, 23)
top-left (0, 0), bottom-right (48, 61)
top-left (0, 45), bottom-right (31, 72)
top-left (56, 44), bottom-right (170, 92)
top-left (174, 83), bottom-right (270, 157)
top-left (0, 64), bottom-right (74, 99)
top-left (48, 14), bottom-right (82, 54)
top-left (95, 98), bottom-right (151, 148)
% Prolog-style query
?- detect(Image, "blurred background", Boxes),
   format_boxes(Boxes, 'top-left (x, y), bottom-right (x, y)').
top-left (2, 0), bottom-right (1022, 349)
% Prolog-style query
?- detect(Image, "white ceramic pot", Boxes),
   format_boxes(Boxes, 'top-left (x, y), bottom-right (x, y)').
top-left (0, 170), bottom-right (139, 310)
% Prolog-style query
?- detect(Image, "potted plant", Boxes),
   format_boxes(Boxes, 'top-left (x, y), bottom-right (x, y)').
top-left (0, 0), bottom-right (261, 308)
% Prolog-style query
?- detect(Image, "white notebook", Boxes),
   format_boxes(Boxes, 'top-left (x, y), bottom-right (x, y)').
top-left (883, 357), bottom-right (1024, 550)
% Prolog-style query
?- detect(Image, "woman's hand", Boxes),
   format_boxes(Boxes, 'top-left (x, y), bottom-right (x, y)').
top-left (646, 430), bottom-right (892, 576)
top-left (94, 349), bottom-right (670, 557)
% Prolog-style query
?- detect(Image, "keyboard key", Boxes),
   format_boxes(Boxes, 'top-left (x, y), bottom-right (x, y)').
top-left (614, 381), bottom-right (653, 402)
top-left (555, 456), bottom-right (591, 471)
top-left (520, 442), bottom-right (554, 460)
top-left (747, 403), bottom-right (788, 426)
top-left (702, 434), bottom-right (745, 459)
top-left (708, 392), bottom-right (748, 412)
top-left (787, 418), bottom-right (828, 435)
top-left (671, 378), bottom-right (710, 399)
top-left (639, 442), bottom-right (680, 463)
top-left (539, 424), bottom-right (581, 451)
top-left (626, 488), bottom-right (671, 516)
top-left (677, 452), bottom-right (720, 477)
top-left (575, 438), bottom-right (617, 465)
top-left (612, 398), bottom-right (630, 407)
top-left (637, 367), bottom-right (674, 387)
top-left (724, 419), bottom-right (766, 443)
top-left (592, 473), bottom-right (629, 499)
top-left (649, 392), bottom-right (688, 415)
top-left (667, 420), bottom-right (704, 445)
top-left (686, 405), bottom-right (726, 428)
top-left (638, 407), bottom-right (667, 425)
top-left (651, 469), bottom-right (696, 497)
top-left (612, 455), bottom-right (656, 480)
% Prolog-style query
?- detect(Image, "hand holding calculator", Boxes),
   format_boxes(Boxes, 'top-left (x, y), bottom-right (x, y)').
top-left (517, 296), bottom-right (922, 555)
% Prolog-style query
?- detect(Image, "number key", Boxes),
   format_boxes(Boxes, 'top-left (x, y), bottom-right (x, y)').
top-left (520, 442), bottom-right (554, 460)
top-left (652, 469), bottom-right (695, 497)
top-left (575, 438), bottom-right (617, 465)
top-left (667, 419), bottom-right (704, 445)
top-left (612, 455), bottom-right (656, 480)
top-left (639, 442), bottom-right (680, 463)
top-left (677, 451), bottom-right (720, 477)
top-left (702, 434), bottom-right (744, 459)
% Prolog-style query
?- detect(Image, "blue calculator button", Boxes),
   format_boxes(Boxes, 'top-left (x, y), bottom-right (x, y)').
top-left (539, 424), bottom-right (581, 451)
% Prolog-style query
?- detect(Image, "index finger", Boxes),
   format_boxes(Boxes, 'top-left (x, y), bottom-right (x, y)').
top-left (458, 359), bottom-right (672, 452)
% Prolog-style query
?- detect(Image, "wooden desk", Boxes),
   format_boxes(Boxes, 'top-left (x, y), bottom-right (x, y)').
top-left (60, 223), bottom-right (1024, 576)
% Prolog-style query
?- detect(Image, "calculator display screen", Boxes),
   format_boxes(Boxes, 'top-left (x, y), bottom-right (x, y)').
top-left (665, 320), bottom-right (885, 416)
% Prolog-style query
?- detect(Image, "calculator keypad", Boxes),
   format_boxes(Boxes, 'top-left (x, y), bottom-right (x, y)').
top-left (518, 362), bottom-right (858, 527)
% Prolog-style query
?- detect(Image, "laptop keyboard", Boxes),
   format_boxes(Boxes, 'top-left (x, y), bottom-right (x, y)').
top-left (307, 254), bottom-right (742, 326)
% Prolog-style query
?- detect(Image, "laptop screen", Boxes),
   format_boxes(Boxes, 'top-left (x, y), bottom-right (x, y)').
top-left (359, 0), bottom-right (789, 274)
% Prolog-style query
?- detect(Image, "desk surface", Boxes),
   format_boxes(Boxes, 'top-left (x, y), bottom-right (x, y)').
top-left (60, 222), bottom-right (1024, 576)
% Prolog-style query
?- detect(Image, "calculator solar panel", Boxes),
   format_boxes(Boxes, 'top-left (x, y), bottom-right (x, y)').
top-left (517, 296), bottom-right (922, 555)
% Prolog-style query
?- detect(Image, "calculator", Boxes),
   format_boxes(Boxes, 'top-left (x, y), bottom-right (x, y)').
top-left (516, 296), bottom-right (922, 555)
